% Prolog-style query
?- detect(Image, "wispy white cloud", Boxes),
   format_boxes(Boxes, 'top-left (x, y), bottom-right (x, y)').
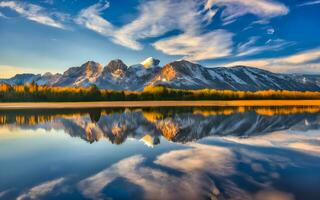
top-left (280, 48), bottom-right (320, 64)
top-left (17, 177), bottom-right (65, 200)
top-left (76, 0), bottom-right (232, 59)
top-left (267, 28), bottom-right (275, 34)
top-left (237, 36), bottom-right (260, 54)
top-left (43, 0), bottom-right (54, 5)
top-left (75, 0), bottom-right (289, 60)
top-left (223, 130), bottom-right (320, 155)
top-left (204, 0), bottom-right (289, 24)
top-left (236, 38), bottom-right (294, 57)
top-left (225, 47), bottom-right (320, 73)
top-left (251, 19), bottom-right (270, 25)
top-left (75, 1), bottom-right (115, 37)
top-left (202, 8), bottom-right (218, 24)
top-left (78, 145), bottom-right (234, 200)
top-left (298, 0), bottom-right (320, 6)
top-left (76, 0), bottom-right (206, 50)
top-left (0, 11), bottom-right (8, 18)
top-left (0, 1), bottom-right (66, 29)
top-left (113, 0), bottom-right (204, 50)
top-left (78, 141), bottom-right (302, 200)
top-left (153, 30), bottom-right (233, 61)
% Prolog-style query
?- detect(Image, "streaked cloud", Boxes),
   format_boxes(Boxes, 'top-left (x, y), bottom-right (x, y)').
top-left (113, 0), bottom-right (204, 50)
top-left (43, 0), bottom-right (54, 5)
top-left (223, 130), bottom-right (320, 155)
top-left (267, 28), bottom-right (275, 34)
top-left (78, 141), bottom-right (303, 200)
top-left (153, 30), bottom-right (233, 61)
top-left (298, 0), bottom-right (320, 6)
top-left (204, 0), bottom-right (289, 24)
top-left (76, 0), bottom-right (233, 60)
top-left (75, 1), bottom-right (115, 37)
top-left (76, 0), bottom-right (207, 51)
top-left (75, 0), bottom-right (289, 61)
top-left (0, 11), bottom-right (8, 18)
top-left (17, 177), bottom-right (65, 200)
top-left (280, 48), bottom-right (320, 64)
top-left (0, 0), bottom-right (299, 66)
top-left (225, 47), bottom-right (320, 73)
top-left (0, 1), bottom-right (65, 29)
top-left (236, 38), bottom-right (294, 57)
top-left (254, 190), bottom-right (294, 200)
top-left (78, 145), bottom-right (234, 200)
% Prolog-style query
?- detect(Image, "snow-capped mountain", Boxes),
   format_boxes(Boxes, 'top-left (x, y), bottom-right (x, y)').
top-left (1, 73), bottom-right (42, 85)
top-left (140, 57), bottom-right (160, 68)
top-left (151, 60), bottom-right (320, 91)
top-left (1, 107), bottom-right (319, 145)
top-left (55, 61), bottom-right (103, 87)
top-left (1, 58), bottom-right (320, 91)
top-left (95, 58), bottom-right (161, 90)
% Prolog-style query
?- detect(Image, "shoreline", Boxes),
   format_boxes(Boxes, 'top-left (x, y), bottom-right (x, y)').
top-left (0, 100), bottom-right (320, 109)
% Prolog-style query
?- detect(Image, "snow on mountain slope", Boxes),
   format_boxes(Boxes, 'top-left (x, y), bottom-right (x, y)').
top-left (95, 59), bottom-right (161, 90)
top-left (140, 57), bottom-right (160, 68)
top-left (5, 108), bottom-right (318, 145)
top-left (150, 60), bottom-right (320, 91)
top-left (150, 60), bottom-right (218, 89)
top-left (36, 72), bottom-right (62, 86)
top-left (0, 73), bottom-right (41, 85)
top-left (94, 59), bottom-right (129, 90)
top-left (212, 66), bottom-right (320, 91)
top-left (54, 61), bottom-right (103, 87)
top-left (1, 58), bottom-right (320, 91)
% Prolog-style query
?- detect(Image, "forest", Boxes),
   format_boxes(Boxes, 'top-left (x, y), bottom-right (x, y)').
top-left (1, 82), bottom-right (320, 102)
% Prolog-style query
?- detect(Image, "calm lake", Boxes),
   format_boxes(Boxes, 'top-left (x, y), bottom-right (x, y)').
top-left (0, 106), bottom-right (320, 200)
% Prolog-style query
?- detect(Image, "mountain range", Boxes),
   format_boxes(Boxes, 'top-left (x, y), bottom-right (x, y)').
top-left (1, 57), bottom-right (320, 91)
top-left (1, 107), bottom-right (319, 145)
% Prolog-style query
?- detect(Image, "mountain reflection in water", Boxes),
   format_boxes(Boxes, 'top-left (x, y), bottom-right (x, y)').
top-left (0, 106), bottom-right (320, 200)
top-left (1, 106), bottom-right (320, 145)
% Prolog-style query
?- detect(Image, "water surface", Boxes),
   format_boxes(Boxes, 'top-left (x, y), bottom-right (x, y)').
top-left (0, 106), bottom-right (320, 200)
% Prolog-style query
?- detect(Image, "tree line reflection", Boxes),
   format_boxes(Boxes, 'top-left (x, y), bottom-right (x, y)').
top-left (0, 106), bottom-right (319, 145)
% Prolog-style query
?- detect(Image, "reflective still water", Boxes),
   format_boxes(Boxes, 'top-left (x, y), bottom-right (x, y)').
top-left (1, 106), bottom-right (320, 200)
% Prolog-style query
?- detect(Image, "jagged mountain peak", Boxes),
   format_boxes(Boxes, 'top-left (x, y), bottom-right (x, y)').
top-left (2, 58), bottom-right (320, 91)
top-left (103, 59), bottom-right (128, 79)
top-left (63, 61), bottom-right (102, 77)
top-left (12, 73), bottom-right (39, 78)
top-left (80, 61), bottom-right (103, 74)
top-left (106, 59), bottom-right (128, 72)
top-left (87, 61), bottom-right (102, 74)
top-left (165, 60), bottom-right (203, 72)
top-left (43, 72), bottom-right (53, 77)
top-left (158, 59), bottom-right (205, 81)
top-left (141, 57), bottom-right (160, 68)
top-left (54, 61), bottom-right (103, 87)
top-left (81, 60), bottom-right (102, 68)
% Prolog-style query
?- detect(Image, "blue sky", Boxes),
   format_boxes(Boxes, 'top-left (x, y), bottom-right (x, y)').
top-left (0, 0), bottom-right (319, 77)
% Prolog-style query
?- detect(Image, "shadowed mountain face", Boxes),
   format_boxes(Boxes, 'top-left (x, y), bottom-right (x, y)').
top-left (1, 59), bottom-right (320, 91)
top-left (1, 106), bottom-right (319, 146)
